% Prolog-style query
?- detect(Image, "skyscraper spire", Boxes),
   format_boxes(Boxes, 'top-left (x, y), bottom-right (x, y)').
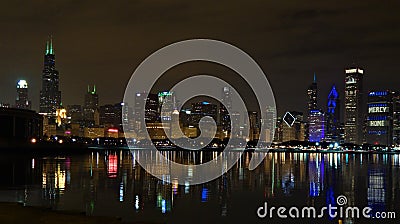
top-left (40, 36), bottom-right (61, 116)
top-left (313, 72), bottom-right (316, 83)
top-left (49, 35), bottom-right (54, 55)
top-left (45, 40), bottom-right (49, 55)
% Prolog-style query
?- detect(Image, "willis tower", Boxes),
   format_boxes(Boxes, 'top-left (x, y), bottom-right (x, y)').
top-left (39, 36), bottom-right (61, 116)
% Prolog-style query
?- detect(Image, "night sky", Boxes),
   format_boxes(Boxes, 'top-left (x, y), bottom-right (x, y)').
top-left (1, 0), bottom-right (399, 115)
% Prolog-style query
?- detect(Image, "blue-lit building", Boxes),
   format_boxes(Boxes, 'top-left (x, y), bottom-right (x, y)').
top-left (326, 85), bottom-right (340, 142)
top-left (366, 91), bottom-right (394, 146)
top-left (309, 109), bottom-right (325, 142)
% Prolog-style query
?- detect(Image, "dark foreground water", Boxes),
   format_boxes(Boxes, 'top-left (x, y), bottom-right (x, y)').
top-left (0, 150), bottom-right (399, 224)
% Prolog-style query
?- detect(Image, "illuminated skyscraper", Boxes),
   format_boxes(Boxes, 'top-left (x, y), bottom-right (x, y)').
top-left (261, 106), bottom-right (276, 143)
top-left (220, 87), bottom-right (232, 131)
top-left (309, 109), bottom-right (325, 142)
top-left (248, 111), bottom-right (260, 140)
top-left (190, 101), bottom-right (217, 127)
top-left (393, 93), bottom-right (400, 145)
top-left (307, 73), bottom-right (318, 111)
top-left (15, 80), bottom-right (31, 110)
top-left (307, 73), bottom-right (318, 140)
top-left (40, 36), bottom-right (61, 116)
top-left (83, 85), bottom-right (99, 127)
top-left (344, 67), bottom-right (364, 144)
top-left (134, 92), bottom-right (159, 130)
top-left (366, 91), bottom-right (393, 146)
top-left (189, 101), bottom-right (217, 138)
top-left (158, 91), bottom-right (174, 122)
top-left (281, 111), bottom-right (305, 142)
top-left (326, 85), bottom-right (340, 142)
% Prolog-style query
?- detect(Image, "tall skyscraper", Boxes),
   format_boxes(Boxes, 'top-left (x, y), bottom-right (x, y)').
top-left (134, 92), bottom-right (159, 131)
top-left (366, 91), bottom-right (393, 146)
top-left (393, 92), bottom-right (400, 146)
top-left (261, 106), bottom-right (276, 143)
top-left (40, 36), bottom-right (61, 116)
top-left (158, 91), bottom-right (174, 122)
top-left (83, 85), bottom-right (99, 127)
top-left (326, 85), bottom-right (340, 142)
top-left (189, 101), bottom-right (217, 138)
top-left (309, 109), bottom-right (325, 142)
top-left (220, 87), bottom-right (232, 132)
top-left (248, 111), bottom-right (260, 140)
top-left (15, 80), bottom-right (31, 110)
top-left (190, 101), bottom-right (218, 127)
top-left (307, 73), bottom-right (318, 111)
top-left (307, 73), bottom-right (318, 141)
top-left (344, 67), bottom-right (364, 144)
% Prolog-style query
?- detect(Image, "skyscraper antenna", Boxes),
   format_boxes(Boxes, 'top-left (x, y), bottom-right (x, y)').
top-left (49, 35), bottom-right (54, 54)
top-left (45, 40), bottom-right (49, 55)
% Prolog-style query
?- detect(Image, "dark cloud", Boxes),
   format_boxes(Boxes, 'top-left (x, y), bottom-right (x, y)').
top-left (0, 0), bottom-right (399, 116)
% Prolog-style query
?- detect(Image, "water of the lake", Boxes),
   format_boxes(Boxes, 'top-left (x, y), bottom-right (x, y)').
top-left (0, 150), bottom-right (399, 224)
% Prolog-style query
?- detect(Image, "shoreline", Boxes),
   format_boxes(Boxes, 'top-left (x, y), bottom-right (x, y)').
top-left (0, 202), bottom-right (155, 224)
top-left (0, 143), bottom-right (400, 155)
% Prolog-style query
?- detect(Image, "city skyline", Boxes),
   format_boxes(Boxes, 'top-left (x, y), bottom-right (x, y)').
top-left (1, 39), bottom-right (398, 118)
top-left (0, 0), bottom-right (399, 115)
top-left (1, 2), bottom-right (400, 224)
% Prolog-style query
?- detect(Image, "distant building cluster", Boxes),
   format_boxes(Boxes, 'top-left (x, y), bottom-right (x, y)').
top-left (2, 37), bottom-right (400, 148)
top-left (273, 68), bottom-right (400, 148)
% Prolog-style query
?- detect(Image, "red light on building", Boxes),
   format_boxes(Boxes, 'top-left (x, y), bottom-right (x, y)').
top-left (108, 128), bottom-right (119, 133)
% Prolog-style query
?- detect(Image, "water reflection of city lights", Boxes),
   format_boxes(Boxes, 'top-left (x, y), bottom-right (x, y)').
top-left (172, 179), bottom-right (178, 195)
top-left (119, 182), bottom-right (124, 202)
top-left (201, 187), bottom-right (208, 202)
top-left (107, 154), bottom-right (118, 178)
top-left (161, 199), bottom-right (166, 213)
top-left (135, 195), bottom-right (140, 210)
top-left (185, 181), bottom-right (190, 194)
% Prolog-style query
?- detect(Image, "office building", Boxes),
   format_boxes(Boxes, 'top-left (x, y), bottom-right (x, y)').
top-left (282, 111), bottom-right (305, 142)
top-left (326, 85), bottom-right (340, 142)
top-left (66, 105), bottom-right (82, 124)
top-left (344, 67), bottom-right (364, 144)
top-left (393, 93), bottom-right (400, 145)
top-left (15, 80), bottom-right (31, 110)
top-left (39, 36), bottom-right (61, 116)
top-left (366, 91), bottom-right (393, 146)
top-left (306, 73), bottom-right (318, 140)
top-left (248, 111), bottom-right (260, 140)
top-left (261, 106), bottom-right (276, 143)
top-left (220, 87), bottom-right (232, 132)
top-left (135, 92), bottom-right (159, 131)
top-left (158, 91), bottom-right (174, 122)
top-left (309, 109), bottom-right (325, 142)
top-left (190, 101), bottom-right (218, 127)
top-left (83, 85), bottom-right (99, 127)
